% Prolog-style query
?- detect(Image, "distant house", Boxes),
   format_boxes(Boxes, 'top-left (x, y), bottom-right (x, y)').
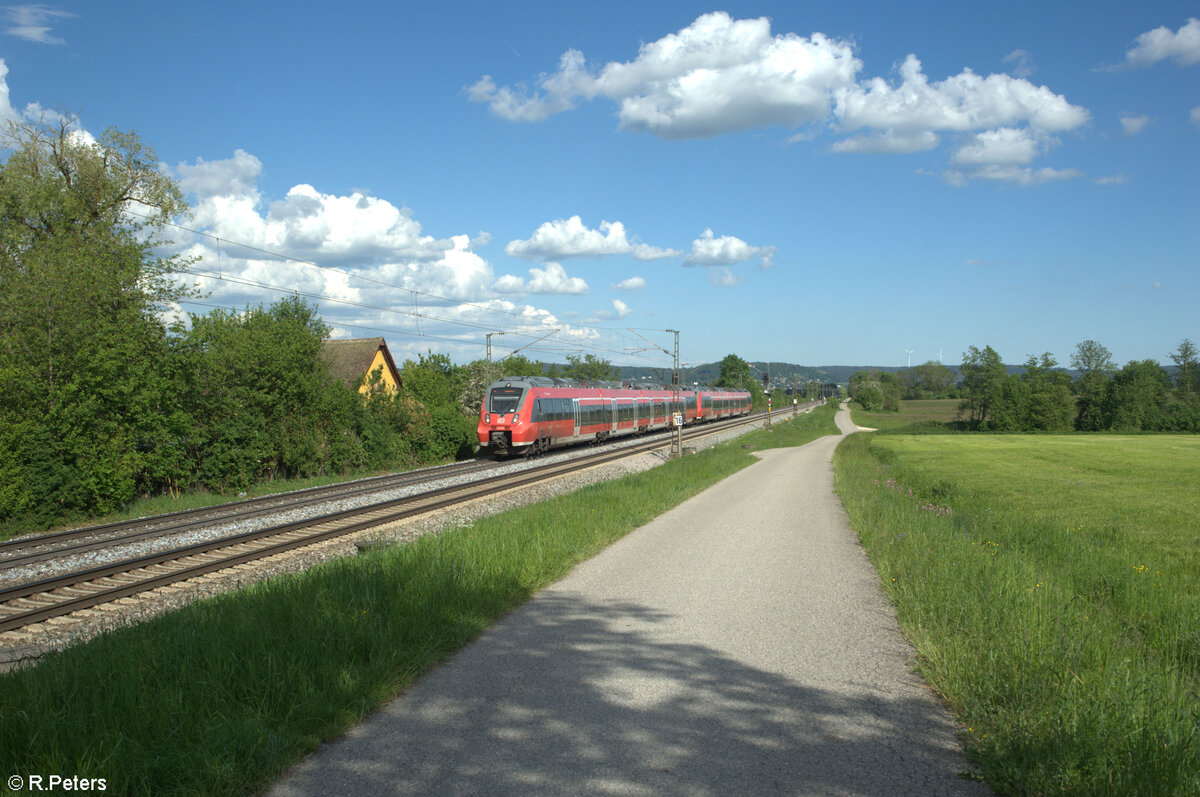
top-left (319, 337), bottom-right (401, 395)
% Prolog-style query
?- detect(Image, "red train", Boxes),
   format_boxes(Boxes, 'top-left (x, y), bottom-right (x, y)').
top-left (478, 376), bottom-right (753, 457)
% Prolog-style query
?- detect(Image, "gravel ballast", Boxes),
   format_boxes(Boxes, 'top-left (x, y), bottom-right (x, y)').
top-left (0, 417), bottom-right (775, 670)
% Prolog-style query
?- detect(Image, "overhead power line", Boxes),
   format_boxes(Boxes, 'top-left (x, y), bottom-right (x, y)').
top-left (137, 210), bottom-right (677, 367)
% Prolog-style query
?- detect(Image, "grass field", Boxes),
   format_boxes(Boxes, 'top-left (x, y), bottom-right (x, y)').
top-left (0, 405), bottom-right (840, 796)
top-left (834, 431), bottom-right (1200, 795)
top-left (849, 398), bottom-right (962, 431)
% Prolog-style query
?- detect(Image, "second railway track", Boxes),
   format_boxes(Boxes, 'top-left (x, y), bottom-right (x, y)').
top-left (0, 409), bottom-right (794, 637)
top-left (0, 458), bottom-right (498, 572)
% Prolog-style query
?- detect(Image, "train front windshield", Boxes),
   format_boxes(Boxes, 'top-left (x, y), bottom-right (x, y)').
top-left (488, 386), bottom-right (524, 414)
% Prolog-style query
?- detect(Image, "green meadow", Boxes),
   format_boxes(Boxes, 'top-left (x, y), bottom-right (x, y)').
top-left (834, 431), bottom-right (1200, 795)
top-left (850, 398), bottom-right (963, 431)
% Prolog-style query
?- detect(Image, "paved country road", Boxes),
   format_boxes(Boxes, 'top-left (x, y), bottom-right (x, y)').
top-left (271, 406), bottom-right (993, 796)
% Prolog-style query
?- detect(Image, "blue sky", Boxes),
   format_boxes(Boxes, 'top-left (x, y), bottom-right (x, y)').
top-left (2, 2), bottom-right (1196, 372)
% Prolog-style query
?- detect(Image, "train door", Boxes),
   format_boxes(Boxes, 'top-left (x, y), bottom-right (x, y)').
top-left (572, 398), bottom-right (580, 439)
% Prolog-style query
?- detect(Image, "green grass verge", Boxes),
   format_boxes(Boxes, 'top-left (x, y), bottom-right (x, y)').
top-left (0, 404), bottom-right (839, 796)
top-left (833, 432), bottom-right (1200, 795)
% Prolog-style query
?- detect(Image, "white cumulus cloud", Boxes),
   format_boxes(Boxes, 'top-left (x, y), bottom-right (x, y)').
top-left (175, 149), bottom-right (264, 198)
top-left (0, 60), bottom-right (13, 123)
top-left (176, 153), bottom-right (456, 266)
top-left (613, 276), bottom-right (646, 291)
top-left (834, 54), bottom-right (1088, 135)
top-left (684, 229), bottom-right (774, 268)
top-left (469, 12), bottom-right (860, 140)
top-left (505, 215), bottom-right (679, 261)
top-left (1119, 18), bottom-right (1200, 69)
top-left (952, 127), bottom-right (1043, 165)
top-left (493, 262), bottom-right (589, 295)
top-left (468, 13), bottom-right (1090, 185)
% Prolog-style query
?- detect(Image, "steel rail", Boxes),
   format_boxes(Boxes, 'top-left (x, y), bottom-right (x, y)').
top-left (0, 460), bottom-right (497, 568)
top-left (0, 406), bottom-right (813, 633)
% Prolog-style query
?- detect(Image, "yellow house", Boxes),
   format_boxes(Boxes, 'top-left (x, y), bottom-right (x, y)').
top-left (319, 337), bottom-right (402, 395)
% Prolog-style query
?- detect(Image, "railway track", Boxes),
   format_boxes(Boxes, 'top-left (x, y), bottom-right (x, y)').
top-left (0, 409), bottom-right (790, 635)
top-left (0, 459), bottom-right (497, 572)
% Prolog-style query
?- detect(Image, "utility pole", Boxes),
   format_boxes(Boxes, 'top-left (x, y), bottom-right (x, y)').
top-left (485, 331), bottom-right (508, 363)
top-left (630, 327), bottom-right (684, 458)
top-left (765, 362), bottom-right (772, 427)
top-left (667, 329), bottom-right (682, 458)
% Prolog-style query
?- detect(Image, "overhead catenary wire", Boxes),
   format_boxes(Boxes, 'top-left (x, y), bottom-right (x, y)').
top-left (129, 208), bottom-right (532, 323)
top-left (174, 303), bottom-right (648, 370)
top-left (139, 211), bottom-right (680, 368)
top-left (183, 268), bottom-right (665, 366)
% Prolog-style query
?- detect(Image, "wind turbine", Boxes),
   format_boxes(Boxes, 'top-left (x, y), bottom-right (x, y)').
top-left (905, 349), bottom-right (914, 368)
top-left (937, 349), bottom-right (944, 364)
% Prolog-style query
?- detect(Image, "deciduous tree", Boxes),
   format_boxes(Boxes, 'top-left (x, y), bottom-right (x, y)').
top-left (1103, 360), bottom-right (1170, 431)
top-left (563, 353), bottom-right (617, 383)
top-left (0, 115), bottom-right (194, 521)
top-left (1070, 340), bottom-right (1115, 431)
top-left (957, 345), bottom-right (1007, 428)
top-left (714, 353), bottom-right (753, 391)
top-left (1018, 353), bottom-right (1073, 431)
top-left (1166, 339), bottom-right (1199, 431)
top-left (899, 361), bottom-right (957, 399)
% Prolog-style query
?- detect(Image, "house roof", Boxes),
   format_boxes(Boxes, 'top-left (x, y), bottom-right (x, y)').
top-left (319, 338), bottom-right (400, 390)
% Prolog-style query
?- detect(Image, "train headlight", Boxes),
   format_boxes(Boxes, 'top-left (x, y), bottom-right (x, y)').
top-left (485, 414), bottom-right (491, 423)
top-left (512, 415), bottom-right (520, 424)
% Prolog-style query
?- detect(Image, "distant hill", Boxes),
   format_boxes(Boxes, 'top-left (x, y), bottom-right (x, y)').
top-left (541, 359), bottom-right (1164, 388)
top-left (613, 361), bottom-right (956, 388)
top-left (593, 359), bottom-right (1179, 389)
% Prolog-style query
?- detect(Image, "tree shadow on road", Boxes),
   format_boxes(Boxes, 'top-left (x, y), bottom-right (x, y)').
top-left (273, 592), bottom-right (991, 796)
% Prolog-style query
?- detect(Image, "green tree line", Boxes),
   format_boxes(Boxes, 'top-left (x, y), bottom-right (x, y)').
top-left (847, 342), bottom-right (1198, 432)
top-left (957, 340), bottom-right (1199, 432)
